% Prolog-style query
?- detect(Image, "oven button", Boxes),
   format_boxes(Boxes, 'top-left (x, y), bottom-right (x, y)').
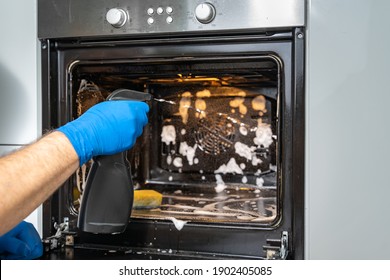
top-left (157, 7), bottom-right (164, 15)
top-left (147, 17), bottom-right (154, 25)
top-left (106, 8), bottom-right (128, 28)
top-left (195, 3), bottom-right (216, 24)
top-left (147, 8), bottom-right (154, 15)
top-left (166, 16), bottom-right (173, 24)
top-left (166, 6), bottom-right (173, 14)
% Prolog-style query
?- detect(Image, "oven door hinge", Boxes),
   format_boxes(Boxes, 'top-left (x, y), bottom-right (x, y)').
top-left (43, 217), bottom-right (75, 251)
top-left (263, 231), bottom-right (289, 259)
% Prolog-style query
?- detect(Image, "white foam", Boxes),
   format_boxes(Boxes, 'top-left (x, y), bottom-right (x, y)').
top-left (237, 91), bottom-right (247, 97)
top-left (161, 125), bottom-right (176, 145)
top-left (239, 126), bottom-right (248, 136)
top-left (252, 156), bottom-right (262, 166)
top-left (178, 92), bottom-right (192, 124)
top-left (173, 157), bottom-right (183, 168)
top-left (179, 141), bottom-right (197, 166)
top-left (239, 105), bottom-right (247, 115)
top-left (215, 184), bottom-right (226, 193)
top-left (215, 174), bottom-right (227, 193)
top-left (196, 89), bottom-right (211, 98)
top-left (229, 97), bottom-right (244, 108)
top-left (256, 177), bottom-right (265, 187)
top-left (270, 164), bottom-right (277, 172)
top-left (234, 141), bottom-right (263, 167)
top-left (229, 97), bottom-right (247, 115)
top-left (234, 142), bottom-right (254, 161)
top-left (195, 99), bottom-right (207, 119)
top-left (253, 122), bottom-right (273, 148)
top-left (252, 95), bottom-right (267, 112)
top-left (167, 155), bottom-right (172, 165)
top-left (168, 217), bottom-right (187, 231)
top-left (214, 158), bottom-right (243, 174)
top-left (242, 176), bottom-right (248, 184)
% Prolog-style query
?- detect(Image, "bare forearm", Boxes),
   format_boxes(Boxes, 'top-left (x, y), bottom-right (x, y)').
top-left (0, 131), bottom-right (79, 235)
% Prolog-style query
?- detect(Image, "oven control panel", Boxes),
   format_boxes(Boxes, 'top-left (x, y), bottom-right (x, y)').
top-left (38, 0), bottom-right (305, 39)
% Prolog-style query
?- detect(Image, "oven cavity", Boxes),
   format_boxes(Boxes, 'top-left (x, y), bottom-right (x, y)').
top-left (69, 57), bottom-right (280, 228)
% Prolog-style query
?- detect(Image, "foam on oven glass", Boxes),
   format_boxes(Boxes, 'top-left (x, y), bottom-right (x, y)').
top-left (69, 58), bottom-right (280, 226)
top-left (138, 86), bottom-right (278, 225)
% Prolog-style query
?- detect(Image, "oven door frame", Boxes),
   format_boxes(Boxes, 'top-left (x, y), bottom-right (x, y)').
top-left (40, 28), bottom-right (305, 259)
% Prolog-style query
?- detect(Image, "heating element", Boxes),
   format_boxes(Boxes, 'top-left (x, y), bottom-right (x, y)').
top-left (38, 0), bottom-right (305, 260)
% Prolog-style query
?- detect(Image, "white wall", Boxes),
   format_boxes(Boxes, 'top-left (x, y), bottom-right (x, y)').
top-left (306, 0), bottom-right (390, 259)
top-left (0, 0), bottom-right (41, 235)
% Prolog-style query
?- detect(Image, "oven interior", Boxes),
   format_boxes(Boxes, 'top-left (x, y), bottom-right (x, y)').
top-left (68, 56), bottom-right (281, 229)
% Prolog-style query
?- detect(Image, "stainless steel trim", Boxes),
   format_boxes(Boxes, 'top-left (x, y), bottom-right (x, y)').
top-left (38, 0), bottom-right (305, 39)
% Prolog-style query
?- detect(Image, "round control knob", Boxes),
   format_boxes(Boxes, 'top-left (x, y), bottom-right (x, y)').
top-left (106, 8), bottom-right (128, 28)
top-left (195, 3), bottom-right (216, 24)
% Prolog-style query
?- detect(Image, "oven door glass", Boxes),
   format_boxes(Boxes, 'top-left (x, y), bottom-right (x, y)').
top-left (69, 56), bottom-right (281, 228)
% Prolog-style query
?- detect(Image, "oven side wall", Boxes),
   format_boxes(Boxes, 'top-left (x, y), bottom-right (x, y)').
top-left (306, 0), bottom-right (390, 259)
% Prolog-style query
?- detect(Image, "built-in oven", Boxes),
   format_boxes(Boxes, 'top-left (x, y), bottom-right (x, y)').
top-left (38, 0), bottom-right (305, 259)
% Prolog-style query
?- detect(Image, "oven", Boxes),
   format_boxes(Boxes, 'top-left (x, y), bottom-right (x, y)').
top-left (38, 0), bottom-right (305, 260)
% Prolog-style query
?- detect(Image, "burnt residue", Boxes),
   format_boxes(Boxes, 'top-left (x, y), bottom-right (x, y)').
top-left (76, 80), bottom-right (106, 116)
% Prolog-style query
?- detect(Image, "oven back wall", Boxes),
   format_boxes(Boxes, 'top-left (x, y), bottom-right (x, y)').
top-left (306, 0), bottom-right (390, 259)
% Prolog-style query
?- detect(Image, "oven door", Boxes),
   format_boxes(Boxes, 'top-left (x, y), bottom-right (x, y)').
top-left (41, 29), bottom-right (304, 259)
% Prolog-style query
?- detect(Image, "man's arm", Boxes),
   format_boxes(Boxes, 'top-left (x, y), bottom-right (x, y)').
top-left (0, 100), bottom-right (149, 236)
top-left (0, 131), bottom-right (78, 235)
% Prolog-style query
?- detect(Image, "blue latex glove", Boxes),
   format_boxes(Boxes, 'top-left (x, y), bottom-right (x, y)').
top-left (58, 101), bottom-right (149, 166)
top-left (0, 221), bottom-right (43, 260)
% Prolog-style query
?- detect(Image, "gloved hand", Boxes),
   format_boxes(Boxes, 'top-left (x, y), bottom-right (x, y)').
top-left (58, 101), bottom-right (149, 166)
top-left (0, 221), bottom-right (43, 260)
